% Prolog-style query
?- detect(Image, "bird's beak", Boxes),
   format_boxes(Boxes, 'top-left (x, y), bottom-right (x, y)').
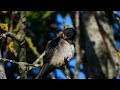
top-left (58, 31), bottom-right (67, 40)
top-left (58, 31), bottom-right (63, 36)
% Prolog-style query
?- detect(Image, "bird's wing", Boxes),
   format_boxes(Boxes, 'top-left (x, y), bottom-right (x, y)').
top-left (35, 37), bottom-right (61, 79)
top-left (43, 36), bottom-right (61, 64)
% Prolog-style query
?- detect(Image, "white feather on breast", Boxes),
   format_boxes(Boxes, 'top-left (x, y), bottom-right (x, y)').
top-left (50, 39), bottom-right (75, 66)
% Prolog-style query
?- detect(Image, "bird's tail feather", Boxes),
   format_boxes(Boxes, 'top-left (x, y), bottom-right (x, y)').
top-left (35, 63), bottom-right (54, 79)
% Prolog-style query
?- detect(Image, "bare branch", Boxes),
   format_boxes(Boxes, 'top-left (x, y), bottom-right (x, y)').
top-left (0, 32), bottom-right (25, 43)
top-left (66, 76), bottom-right (71, 79)
top-left (49, 72), bottom-right (56, 79)
top-left (33, 51), bottom-right (45, 66)
top-left (0, 58), bottom-right (39, 67)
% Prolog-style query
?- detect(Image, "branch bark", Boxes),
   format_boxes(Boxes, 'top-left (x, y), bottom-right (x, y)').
top-left (18, 11), bottom-right (27, 79)
top-left (74, 11), bottom-right (81, 79)
top-left (81, 11), bottom-right (120, 79)
top-left (0, 48), bottom-right (7, 79)
top-left (0, 58), bottom-right (39, 67)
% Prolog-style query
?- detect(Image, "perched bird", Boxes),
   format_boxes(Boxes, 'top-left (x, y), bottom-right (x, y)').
top-left (35, 26), bottom-right (76, 79)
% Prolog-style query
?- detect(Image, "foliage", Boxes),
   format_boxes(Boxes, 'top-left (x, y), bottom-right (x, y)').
top-left (0, 11), bottom-right (120, 79)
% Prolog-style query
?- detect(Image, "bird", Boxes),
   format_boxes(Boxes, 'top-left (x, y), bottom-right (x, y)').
top-left (35, 26), bottom-right (76, 79)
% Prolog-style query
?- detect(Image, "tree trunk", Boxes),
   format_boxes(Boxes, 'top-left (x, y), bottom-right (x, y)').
top-left (74, 11), bottom-right (81, 79)
top-left (18, 11), bottom-right (27, 79)
top-left (81, 11), bottom-right (120, 79)
top-left (0, 49), bottom-right (7, 79)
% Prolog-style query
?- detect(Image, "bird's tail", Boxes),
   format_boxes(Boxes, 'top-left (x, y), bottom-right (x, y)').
top-left (35, 63), bottom-right (54, 79)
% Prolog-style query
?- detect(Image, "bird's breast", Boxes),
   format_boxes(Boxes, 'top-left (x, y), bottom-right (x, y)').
top-left (50, 40), bottom-right (75, 67)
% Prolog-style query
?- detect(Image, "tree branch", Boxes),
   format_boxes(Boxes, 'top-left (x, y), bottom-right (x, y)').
top-left (0, 57), bottom-right (39, 77)
top-left (0, 58), bottom-right (39, 67)
top-left (0, 32), bottom-right (25, 43)
top-left (33, 51), bottom-right (45, 66)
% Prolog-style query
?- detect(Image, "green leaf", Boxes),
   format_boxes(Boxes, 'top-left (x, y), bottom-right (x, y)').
top-left (42, 11), bottom-right (55, 19)
top-left (2, 11), bottom-right (8, 14)
top-left (26, 11), bottom-right (40, 20)
top-left (26, 11), bottom-right (32, 17)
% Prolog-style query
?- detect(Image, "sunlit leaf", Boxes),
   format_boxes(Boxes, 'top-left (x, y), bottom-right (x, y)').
top-left (8, 41), bottom-right (15, 53)
top-left (13, 23), bottom-right (19, 32)
top-left (8, 41), bottom-right (19, 57)
top-left (0, 23), bottom-right (8, 31)
top-left (42, 11), bottom-right (55, 19)
top-left (1, 11), bottom-right (8, 14)
top-left (14, 11), bottom-right (19, 14)
top-left (26, 11), bottom-right (32, 17)
top-left (117, 52), bottom-right (120, 57)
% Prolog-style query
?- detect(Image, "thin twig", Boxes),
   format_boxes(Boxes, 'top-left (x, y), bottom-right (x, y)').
top-left (66, 76), bottom-right (71, 79)
top-left (0, 58), bottom-right (39, 67)
top-left (33, 51), bottom-right (45, 66)
top-left (50, 72), bottom-right (56, 79)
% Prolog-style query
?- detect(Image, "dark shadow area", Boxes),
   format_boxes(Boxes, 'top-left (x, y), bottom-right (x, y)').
top-left (94, 12), bottom-right (116, 68)
top-left (81, 11), bottom-right (107, 79)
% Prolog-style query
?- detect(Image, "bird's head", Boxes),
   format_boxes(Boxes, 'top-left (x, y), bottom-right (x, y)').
top-left (59, 26), bottom-right (76, 42)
